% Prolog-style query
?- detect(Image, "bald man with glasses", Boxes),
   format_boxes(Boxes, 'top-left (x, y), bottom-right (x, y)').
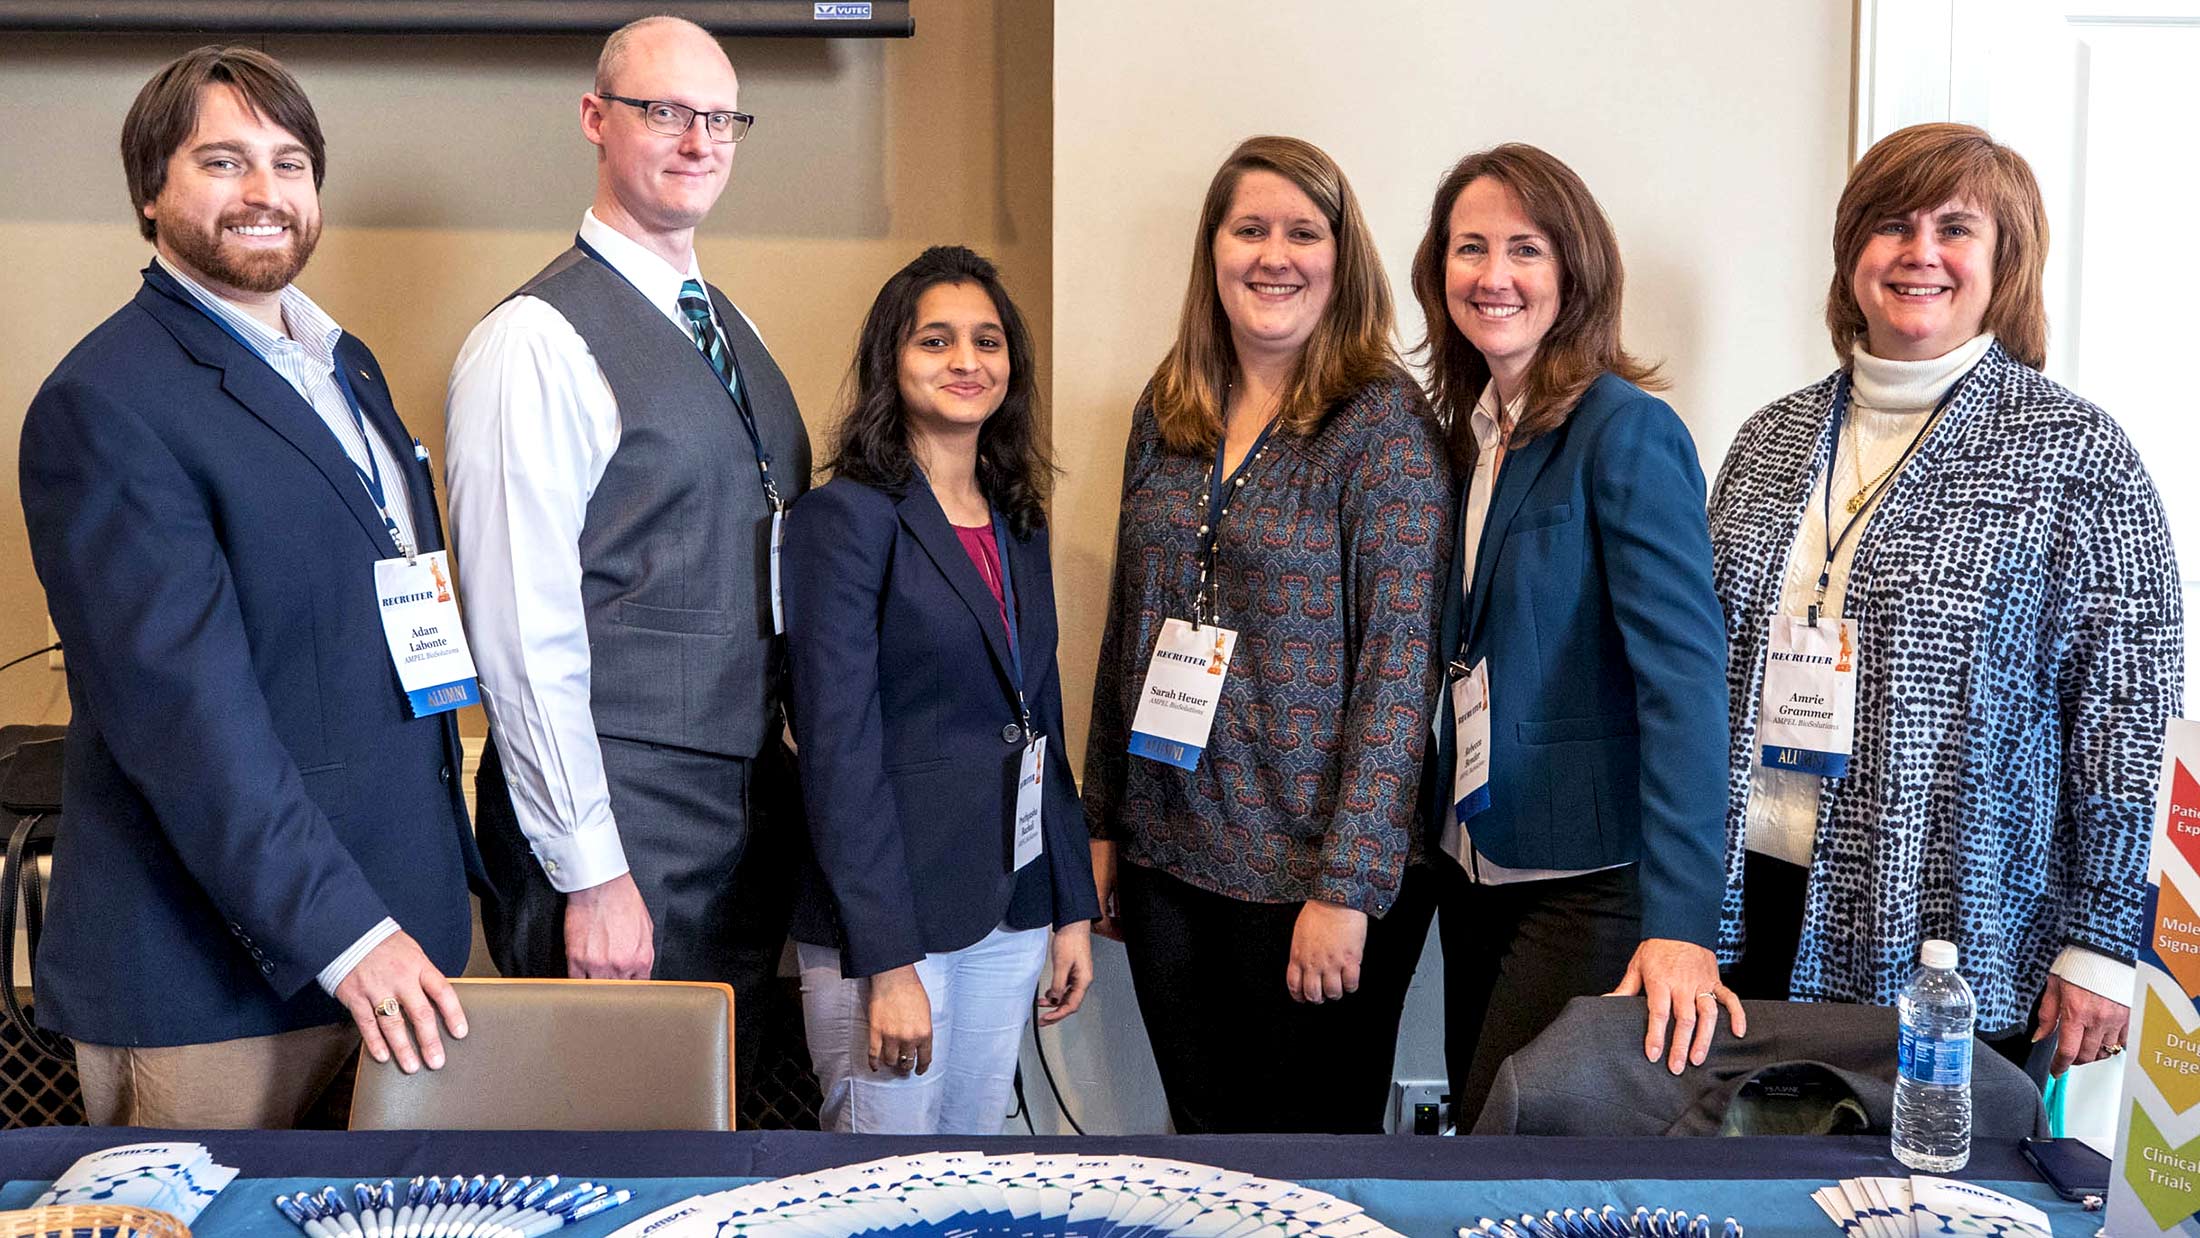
top-left (444, 15), bottom-right (810, 1108)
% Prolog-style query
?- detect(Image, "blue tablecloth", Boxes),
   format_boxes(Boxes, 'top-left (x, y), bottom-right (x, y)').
top-left (0, 1130), bottom-right (2104, 1238)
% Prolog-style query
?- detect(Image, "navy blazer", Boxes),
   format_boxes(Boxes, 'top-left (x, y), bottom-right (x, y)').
top-left (18, 264), bottom-right (483, 1047)
top-left (783, 476), bottom-right (1099, 978)
top-left (1421, 373), bottom-right (1729, 947)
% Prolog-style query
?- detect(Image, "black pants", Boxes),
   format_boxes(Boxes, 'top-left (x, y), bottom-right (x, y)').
top-left (477, 733), bottom-right (801, 1109)
top-left (1727, 850), bottom-right (2052, 1087)
top-left (1725, 849), bottom-right (1808, 1001)
top-left (1434, 859), bottom-right (1642, 1131)
top-left (1117, 861), bottom-right (1436, 1134)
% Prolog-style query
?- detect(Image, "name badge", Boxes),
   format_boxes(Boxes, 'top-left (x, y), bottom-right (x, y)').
top-left (1127, 617), bottom-right (1237, 771)
top-left (1757, 614), bottom-right (1857, 777)
top-left (770, 508), bottom-right (785, 636)
top-left (374, 551), bottom-right (481, 717)
top-left (1012, 736), bottom-right (1045, 872)
top-left (1449, 658), bottom-right (1492, 823)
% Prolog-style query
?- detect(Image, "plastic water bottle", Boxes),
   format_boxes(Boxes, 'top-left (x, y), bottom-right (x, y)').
top-left (1892, 938), bottom-right (1974, 1171)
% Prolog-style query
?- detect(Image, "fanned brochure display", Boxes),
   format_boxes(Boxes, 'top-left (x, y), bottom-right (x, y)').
top-left (33, 1142), bottom-right (237, 1224)
top-left (605, 1152), bottom-right (1403, 1238)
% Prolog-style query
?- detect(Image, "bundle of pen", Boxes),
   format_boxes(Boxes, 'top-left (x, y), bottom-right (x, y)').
top-left (272, 1175), bottom-right (634, 1238)
top-left (1457, 1207), bottom-right (1742, 1238)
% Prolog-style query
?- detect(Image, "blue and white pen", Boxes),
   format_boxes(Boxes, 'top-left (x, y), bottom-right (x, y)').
top-left (319, 1188), bottom-right (362, 1238)
top-left (455, 1174), bottom-right (514, 1238)
top-left (277, 1192), bottom-right (335, 1238)
top-left (505, 1187), bottom-right (630, 1238)
top-left (355, 1183), bottom-right (381, 1238)
top-left (456, 1176), bottom-right (529, 1238)
top-left (406, 1178), bottom-right (443, 1238)
top-left (377, 1179), bottom-right (398, 1238)
top-left (442, 1175), bottom-right (497, 1238)
top-left (426, 1177), bottom-right (461, 1238)
top-left (393, 1177), bottom-right (427, 1238)
top-left (442, 1174), bottom-right (491, 1238)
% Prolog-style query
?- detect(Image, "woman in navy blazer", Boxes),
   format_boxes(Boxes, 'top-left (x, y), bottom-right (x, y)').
top-left (783, 246), bottom-right (1099, 1134)
top-left (1409, 145), bottom-right (1739, 1129)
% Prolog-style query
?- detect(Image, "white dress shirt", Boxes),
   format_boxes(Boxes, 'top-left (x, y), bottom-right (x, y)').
top-left (1745, 332), bottom-right (2130, 1003)
top-left (1439, 383), bottom-right (1628, 886)
top-left (156, 255), bottom-right (404, 995)
top-left (443, 211), bottom-right (767, 894)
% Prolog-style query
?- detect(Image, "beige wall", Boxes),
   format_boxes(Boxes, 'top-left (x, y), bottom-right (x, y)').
top-left (0, 1), bottom-right (1052, 733)
top-left (1031, 0), bottom-right (1856, 1134)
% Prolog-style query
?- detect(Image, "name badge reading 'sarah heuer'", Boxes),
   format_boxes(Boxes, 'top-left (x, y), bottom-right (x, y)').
top-left (1127, 617), bottom-right (1237, 771)
top-left (374, 551), bottom-right (481, 718)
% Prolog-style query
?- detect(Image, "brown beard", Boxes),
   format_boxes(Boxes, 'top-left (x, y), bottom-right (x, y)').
top-left (160, 210), bottom-right (321, 294)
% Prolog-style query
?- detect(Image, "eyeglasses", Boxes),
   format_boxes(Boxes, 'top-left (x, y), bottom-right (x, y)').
top-left (599, 94), bottom-right (754, 144)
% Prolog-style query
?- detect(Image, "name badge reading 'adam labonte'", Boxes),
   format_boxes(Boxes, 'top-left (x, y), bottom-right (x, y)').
top-left (374, 551), bottom-right (481, 718)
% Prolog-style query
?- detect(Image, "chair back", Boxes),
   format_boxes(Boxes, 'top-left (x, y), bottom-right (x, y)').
top-left (348, 977), bottom-right (735, 1131)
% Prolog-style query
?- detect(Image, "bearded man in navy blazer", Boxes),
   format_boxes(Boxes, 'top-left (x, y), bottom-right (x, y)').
top-left (19, 46), bottom-right (482, 1127)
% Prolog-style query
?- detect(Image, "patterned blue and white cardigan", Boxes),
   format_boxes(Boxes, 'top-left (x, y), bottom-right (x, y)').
top-left (1707, 340), bottom-right (2183, 1035)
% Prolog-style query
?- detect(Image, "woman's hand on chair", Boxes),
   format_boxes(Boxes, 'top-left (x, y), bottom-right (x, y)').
top-left (867, 964), bottom-right (933, 1074)
top-left (1608, 937), bottom-right (1745, 1074)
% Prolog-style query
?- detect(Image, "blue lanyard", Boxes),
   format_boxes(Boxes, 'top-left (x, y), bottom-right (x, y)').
top-left (1196, 414), bottom-right (1281, 624)
top-left (1809, 370), bottom-right (1965, 625)
top-left (190, 299), bottom-right (412, 557)
top-left (990, 511), bottom-right (1029, 732)
top-left (574, 236), bottom-right (781, 511)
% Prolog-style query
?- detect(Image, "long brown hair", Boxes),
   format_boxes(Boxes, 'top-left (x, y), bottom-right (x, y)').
top-left (1149, 135), bottom-right (1398, 453)
top-left (1411, 144), bottom-right (1661, 471)
top-left (826, 246), bottom-right (1052, 537)
top-left (1827, 123), bottom-right (2049, 370)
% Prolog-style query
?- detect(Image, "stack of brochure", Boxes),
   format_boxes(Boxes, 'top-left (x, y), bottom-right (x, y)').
top-left (1811, 1176), bottom-right (2051, 1238)
top-left (607, 1152), bottom-right (1402, 1238)
top-left (33, 1141), bottom-right (238, 1224)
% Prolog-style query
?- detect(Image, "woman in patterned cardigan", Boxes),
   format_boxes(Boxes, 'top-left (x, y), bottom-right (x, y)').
top-left (1711, 123), bottom-right (2182, 1078)
top-left (1083, 136), bottom-right (1453, 1134)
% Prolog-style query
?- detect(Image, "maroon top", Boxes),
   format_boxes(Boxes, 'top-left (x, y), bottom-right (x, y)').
top-left (954, 521), bottom-right (1011, 636)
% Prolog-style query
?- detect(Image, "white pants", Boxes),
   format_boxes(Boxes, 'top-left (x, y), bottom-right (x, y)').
top-left (797, 922), bottom-right (1049, 1134)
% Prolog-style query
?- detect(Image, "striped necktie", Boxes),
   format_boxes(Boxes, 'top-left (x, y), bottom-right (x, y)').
top-left (677, 278), bottom-right (740, 402)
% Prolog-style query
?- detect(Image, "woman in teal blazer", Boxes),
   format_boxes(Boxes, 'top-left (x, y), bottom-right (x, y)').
top-left (1411, 144), bottom-right (1738, 1129)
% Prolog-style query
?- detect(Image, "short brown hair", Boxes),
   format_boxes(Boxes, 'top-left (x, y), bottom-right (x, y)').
top-left (1828, 123), bottom-right (2049, 369)
top-left (1149, 135), bottom-right (1398, 453)
top-left (122, 46), bottom-right (326, 242)
top-left (1411, 143), bottom-right (1661, 471)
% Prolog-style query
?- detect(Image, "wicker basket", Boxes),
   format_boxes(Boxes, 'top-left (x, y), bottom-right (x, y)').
top-left (0, 1205), bottom-right (190, 1238)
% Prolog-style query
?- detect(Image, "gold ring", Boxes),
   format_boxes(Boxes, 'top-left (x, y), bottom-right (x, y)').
top-left (2108, 1044), bottom-right (2126, 1057)
top-left (374, 997), bottom-right (402, 1019)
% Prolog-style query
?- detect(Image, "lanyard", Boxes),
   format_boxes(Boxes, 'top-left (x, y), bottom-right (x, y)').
top-left (192, 302), bottom-right (414, 558)
top-left (575, 236), bottom-right (783, 512)
top-left (990, 510), bottom-right (1030, 734)
top-left (1808, 370), bottom-right (1965, 626)
top-left (1195, 414), bottom-right (1282, 626)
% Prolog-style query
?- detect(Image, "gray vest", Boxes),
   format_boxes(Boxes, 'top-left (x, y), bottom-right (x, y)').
top-left (515, 247), bottom-right (811, 759)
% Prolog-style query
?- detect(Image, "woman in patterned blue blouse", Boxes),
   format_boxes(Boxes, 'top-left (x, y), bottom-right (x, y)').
top-left (1711, 123), bottom-right (2181, 1079)
top-left (1083, 135), bottom-right (1453, 1134)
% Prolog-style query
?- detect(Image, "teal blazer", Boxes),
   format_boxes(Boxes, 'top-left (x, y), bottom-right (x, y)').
top-left (1421, 373), bottom-right (1728, 946)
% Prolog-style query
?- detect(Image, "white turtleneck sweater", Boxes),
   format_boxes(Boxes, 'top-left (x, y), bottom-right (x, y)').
top-left (1743, 333), bottom-right (2130, 1004)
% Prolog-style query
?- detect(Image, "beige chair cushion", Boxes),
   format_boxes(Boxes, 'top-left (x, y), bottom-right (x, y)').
top-left (348, 978), bottom-right (735, 1131)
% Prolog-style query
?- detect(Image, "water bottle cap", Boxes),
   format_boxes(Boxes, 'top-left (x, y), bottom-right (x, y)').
top-left (1920, 939), bottom-right (1958, 969)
